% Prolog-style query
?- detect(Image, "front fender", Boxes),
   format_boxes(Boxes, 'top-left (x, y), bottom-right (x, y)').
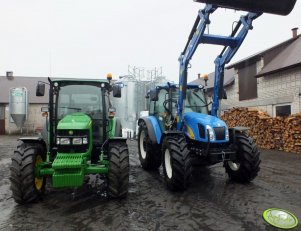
top-left (18, 137), bottom-right (47, 152)
top-left (229, 126), bottom-right (249, 144)
top-left (138, 116), bottom-right (162, 144)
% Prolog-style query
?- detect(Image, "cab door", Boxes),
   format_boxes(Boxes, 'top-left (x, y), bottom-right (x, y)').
top-left (154, 89), bottom-right (169, 132)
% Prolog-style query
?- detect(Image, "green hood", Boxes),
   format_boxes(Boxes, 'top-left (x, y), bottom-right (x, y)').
top-left (57, 113), bottom-right (92, 130)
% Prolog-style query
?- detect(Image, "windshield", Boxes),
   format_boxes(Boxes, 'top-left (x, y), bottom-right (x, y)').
top-left (184, 88), bottom-right (208, 114)
top-left (57, 84), bottom-right (103, 119)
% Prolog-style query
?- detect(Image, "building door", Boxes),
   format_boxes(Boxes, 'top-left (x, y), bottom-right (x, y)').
top-left (0, 105), bottom-right (5, 135)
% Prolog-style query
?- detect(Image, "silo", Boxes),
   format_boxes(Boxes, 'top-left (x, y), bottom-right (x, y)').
top-left (9, 87), bottom-right (28, 130)
top-left (114, 78), bottom-right (138, 132)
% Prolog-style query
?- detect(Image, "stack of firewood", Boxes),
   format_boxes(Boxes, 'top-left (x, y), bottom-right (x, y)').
top-left (283, 113), bottom-right (301, 153)
top-left (221, 107), bottom-right (301, 154)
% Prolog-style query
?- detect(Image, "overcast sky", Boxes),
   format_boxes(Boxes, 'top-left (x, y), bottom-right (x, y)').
top-left (0, 0), bottom-right (300, 83)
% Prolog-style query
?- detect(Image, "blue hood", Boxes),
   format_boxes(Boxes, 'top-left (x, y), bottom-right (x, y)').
top-left (184, 112), bottom-right (227, 128)
top-left (183, 112), bottom-right (228, 142)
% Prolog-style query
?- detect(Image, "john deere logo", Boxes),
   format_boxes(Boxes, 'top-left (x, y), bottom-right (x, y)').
top-left (69, 130), bottom-right (74, 135)
top-left (263, 208), bottom-right (298, 229)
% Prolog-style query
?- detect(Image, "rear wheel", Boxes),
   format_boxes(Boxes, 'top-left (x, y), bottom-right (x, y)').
top-left (10, 142), bottom-right (46, 204)
top-left (162, 135), bottom-right (192, 191)
top-left (225, 133), bottom-right (261, 182)
top-left (108, 142), bottom-right (129, 198)
top-left (138, 123), bottom-right (162, 170)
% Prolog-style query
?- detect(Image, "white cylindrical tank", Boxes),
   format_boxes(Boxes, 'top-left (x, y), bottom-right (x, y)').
top-left (112, 75), bottom-right (168, 133)
top-left (9, 87), bottom-right (28, 128)
top-left (113, 78), bottom-right (138, 131)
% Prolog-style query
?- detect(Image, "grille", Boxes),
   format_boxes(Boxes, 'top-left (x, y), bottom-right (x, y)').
top-left (57, 129), bottom-right (89, 137)
top-left (198, 124), bottom-right (206, 139)
top-left (57, 129), bottom-right (89, 153)
top-left (213, 127), bottom-right (226, 140)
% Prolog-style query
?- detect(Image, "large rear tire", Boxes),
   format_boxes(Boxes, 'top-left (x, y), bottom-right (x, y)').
top-left (10, 142), bottom-right (46, 204)
top-left (108, 142), bottom-right (129, 198)
top-left (162, 135), bottom-right (192, 191)
top-left (138, 123), bottom-right (162, 170)
top-left (225, 133), bottom-right (261, 183)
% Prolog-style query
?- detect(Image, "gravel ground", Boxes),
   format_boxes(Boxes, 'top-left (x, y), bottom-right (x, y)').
top-left (0, 135), bottom-right (300, 231)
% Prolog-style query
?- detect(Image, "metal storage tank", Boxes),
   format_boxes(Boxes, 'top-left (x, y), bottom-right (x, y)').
top-left (113, 77), bottom-right (138, 132)
top-left (112, 75), bottom-right (169, 137)
top-left (9, 87), bottom-right (28, 129)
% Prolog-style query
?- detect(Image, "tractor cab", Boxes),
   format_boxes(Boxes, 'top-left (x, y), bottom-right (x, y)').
top-left (147, 83), bottom-right (210, 132)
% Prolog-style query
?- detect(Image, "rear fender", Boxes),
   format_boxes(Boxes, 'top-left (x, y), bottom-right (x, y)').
top-left (138, 116), bottom-right (162, 144)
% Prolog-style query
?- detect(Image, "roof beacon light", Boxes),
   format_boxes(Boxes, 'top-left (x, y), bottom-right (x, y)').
top-left (107, 73), bottom-right (113, 81)
top-left (203, 74), bottom-right (209, 86)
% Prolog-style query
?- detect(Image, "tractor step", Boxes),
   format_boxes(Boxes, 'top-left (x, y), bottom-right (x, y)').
top-left (194, 0), bottom-right (296, 15)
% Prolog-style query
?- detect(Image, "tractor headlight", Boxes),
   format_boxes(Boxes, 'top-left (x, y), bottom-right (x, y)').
top-left (72, 138), bottom-right (83, 145)
top-left (225, 129), bottom-right (229, 141)
top-left (60, 138), bottom-right (71, 145)
top-left (82, 137), bottom-right (88, 144)
top-left (206, 125), bottom-right (215, 141)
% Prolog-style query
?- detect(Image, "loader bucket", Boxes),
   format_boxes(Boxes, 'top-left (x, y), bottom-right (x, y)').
top-left (194, 0), bottom-right (297, 15)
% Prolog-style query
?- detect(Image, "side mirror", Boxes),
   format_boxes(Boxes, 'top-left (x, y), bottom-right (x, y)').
top-left (36, 82), bottom-right (45, 96)
top-left (149, 89), bottom-right (158, 101)
top-left (112, 85), bottom-right (121, 98)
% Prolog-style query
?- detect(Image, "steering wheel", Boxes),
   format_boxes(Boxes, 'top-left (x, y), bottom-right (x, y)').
top-left (163, 99), bottom-right (177, 114)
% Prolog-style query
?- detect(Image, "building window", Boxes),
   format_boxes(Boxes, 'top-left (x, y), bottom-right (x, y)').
top-left (274, 104), bottom-right (291, 117)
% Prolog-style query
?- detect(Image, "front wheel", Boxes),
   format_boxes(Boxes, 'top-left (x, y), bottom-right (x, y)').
top-left (10, 142), bottom-right (46, 204)
top-left (108, 142), bottom-right (129, 198)
top-left (162, 135), bottom-right (192, 191)
top-left (225, 133), bottom-right (261, 183)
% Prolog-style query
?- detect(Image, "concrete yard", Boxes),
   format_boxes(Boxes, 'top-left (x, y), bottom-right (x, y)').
top-left (0, 135), bottom-right (300, 231)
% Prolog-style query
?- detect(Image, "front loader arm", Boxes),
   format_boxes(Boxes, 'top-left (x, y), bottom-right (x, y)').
top-left (211, 12), bottom-right (260, 117)
top-left (177, 4), bottom-right (260, 129)
top-left (178, 4), bottom-right (216, 130)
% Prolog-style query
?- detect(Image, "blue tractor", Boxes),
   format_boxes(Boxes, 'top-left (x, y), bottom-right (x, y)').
top-left (138, 0), bottom-right (297, 190)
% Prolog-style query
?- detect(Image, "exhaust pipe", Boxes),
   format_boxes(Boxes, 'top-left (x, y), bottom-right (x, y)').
top-left (194, 0), bottom-right (297, 15)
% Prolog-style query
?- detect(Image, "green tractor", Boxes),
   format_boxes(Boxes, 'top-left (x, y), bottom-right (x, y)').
top-left (10, 75), bottom-right (129, 204)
